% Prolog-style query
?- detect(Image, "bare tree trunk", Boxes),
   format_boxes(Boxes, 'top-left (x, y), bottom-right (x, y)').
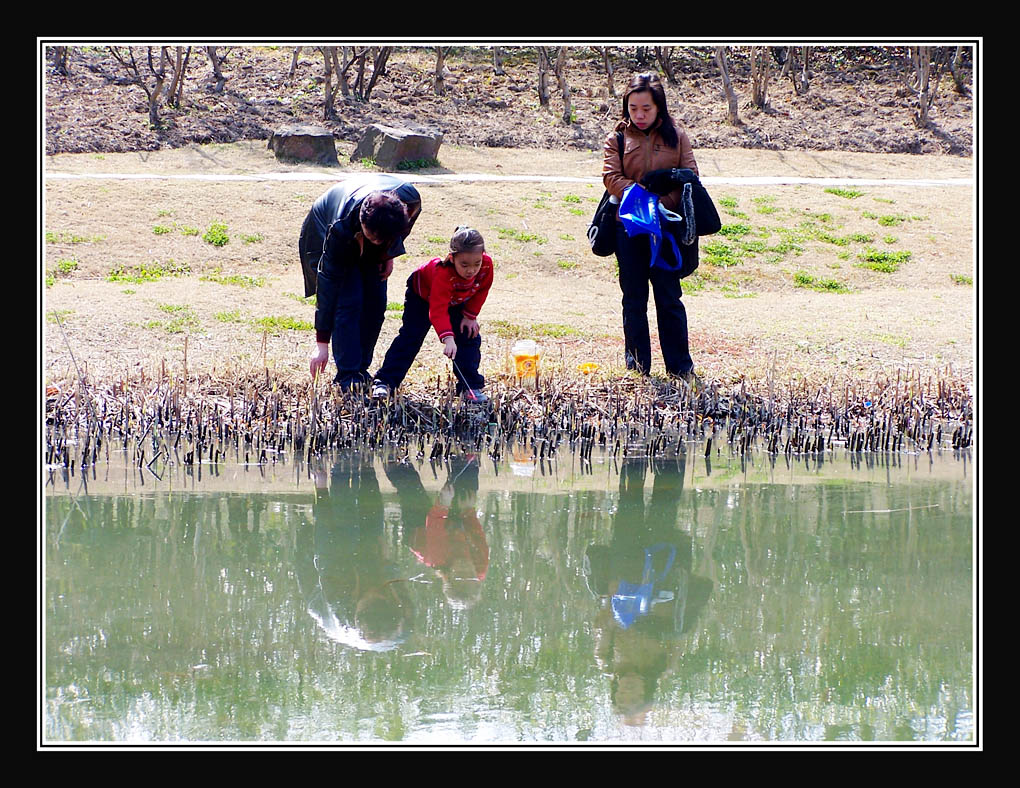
top-left (288, 46), bottom-right (301, 82)
top-left (536, 46), bottom-right (551, 108)
top-left (110, 46), bottom-right (168, 127)
top-left (493, 46), bottom-right (505, 76)
top-left (749, 45), bottom-right (770, 110)
top-left (908, 45), bottom-right (949, 128)
top-left (601, 47), bottom-right (615, 97)
top-left (331, 47), bottom-right (350, 98)
top-left (434, 46), bottom-right (447, 96)
top-left (364, 46), bottom-right (390, 100)
top-left (552, 46), bottom-right (573, 123)
top-left (715, 46), bottom-right (740, 126)
top-left (166, 46), bottom-right (191, 109)
top-left (319, 46), bottom-right (337, 119)
top-left (948, 45), bottom-right (970, 96)
top-left (796, 46), bottom-right (810, 94)
top-left (51, 46), bottom-right (70, 76)
top-left (206, 46), bottom-right (227, 93)
top-left (655, 46), bottom-right (678, 85)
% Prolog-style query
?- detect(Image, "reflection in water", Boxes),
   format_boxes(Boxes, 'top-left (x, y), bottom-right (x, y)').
top-left (296, 457), bottom-right (413, 652)
top-left (386, 454), bottom-right (489, 611)
top-left (585, 459), bottom-right (712, 725)
top-left (44, 448), bottom-right (975, 744)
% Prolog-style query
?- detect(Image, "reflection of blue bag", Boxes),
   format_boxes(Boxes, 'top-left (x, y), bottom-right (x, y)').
top-left (618, 184), bottom-right (696, 276)
top-left (611, 543), bottom-right (677, 629)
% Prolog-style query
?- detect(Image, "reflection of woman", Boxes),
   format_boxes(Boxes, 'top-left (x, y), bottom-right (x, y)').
top-left (586, 458), bottom-right (712, 724)
top-left (602, 73), bottom-right (699, 380)
top-left (295, 456), bottom-right (412, 652)
top-left (386, 455), bottom-right (488, 610)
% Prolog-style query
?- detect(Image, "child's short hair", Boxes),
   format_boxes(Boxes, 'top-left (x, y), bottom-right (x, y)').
top-left (360, 191), bottom-right (409, 244)
top-left (450, 226), bottom-right (485, 254)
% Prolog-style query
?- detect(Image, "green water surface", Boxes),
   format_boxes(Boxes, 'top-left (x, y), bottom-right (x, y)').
top-left (43, 447), bottom-right (975, 745)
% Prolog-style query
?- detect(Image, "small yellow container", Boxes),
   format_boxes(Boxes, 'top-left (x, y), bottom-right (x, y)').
top-left (512, 340), bottom-right (539, 378)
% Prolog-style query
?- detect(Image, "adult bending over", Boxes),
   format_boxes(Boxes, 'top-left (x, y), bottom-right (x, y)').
top-left (602, 72), bottom-right (699, 380)
top-left (300, 174), bottom-right (421, 389)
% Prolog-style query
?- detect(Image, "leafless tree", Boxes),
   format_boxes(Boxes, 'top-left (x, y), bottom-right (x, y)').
top-left (492, 46), bottom-right (505, 76)
top-left (749, 46), bottom-right (771, 110)
top-left (288, 46), bottom-right (302, 82)
top-left (206, 46), bottom-right (228, 93)
top-left (947, 45), bottom-right (970, 96)
top-left (536, 46), bottom-right (551, 108)
top-left (714, 46), bottom-right (741, 125)
top-left (781, 46), bottom-right (810, 95)
top-left (905, 45), bottom-right (951, 128)
top-left (165, 46), bottom-right (191, 109)
top-left (50, 46), bottom-right (71, 76)
top-left (434, 46), bottom-right (448, 96)
top-left (655, 46), bottom-right (678, 85)
top-left (601, 47), bottom-right (616, 98)
top-left (109, 46), bottom-right (169, 127)
top-left (551, 46), bottom-right (573, 124)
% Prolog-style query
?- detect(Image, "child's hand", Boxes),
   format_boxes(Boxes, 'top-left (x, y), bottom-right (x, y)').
top-left (443, 337), bottom-right (457, 359)
top-left (460, 316), bottom-right (480, 338)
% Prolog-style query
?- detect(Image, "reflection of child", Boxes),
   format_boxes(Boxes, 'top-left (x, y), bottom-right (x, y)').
top-left (372, 227), bottom-right (493, 403)
top-left (403, 456), bottom-right (488, 609)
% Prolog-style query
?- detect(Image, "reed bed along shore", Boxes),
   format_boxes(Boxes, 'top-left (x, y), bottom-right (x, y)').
top-left (43, 358), bottom-right (974, 476)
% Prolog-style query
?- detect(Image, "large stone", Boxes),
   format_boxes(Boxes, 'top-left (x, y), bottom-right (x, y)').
top-left (267, 124), bottom-right (339, 166)
top-left (352, 123), bottom-right (443, 170)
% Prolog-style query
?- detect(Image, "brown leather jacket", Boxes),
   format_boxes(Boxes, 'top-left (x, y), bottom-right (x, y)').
top-left (602, 117), bottom-right (699, 215)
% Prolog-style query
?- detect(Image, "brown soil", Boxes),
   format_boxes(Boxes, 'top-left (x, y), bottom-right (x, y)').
top-left (41, 45), bottom-right (977, 399)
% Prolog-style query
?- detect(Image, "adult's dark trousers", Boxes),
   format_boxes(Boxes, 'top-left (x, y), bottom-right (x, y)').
top-left (318, 261), bottom-right (388, 390)
top-left (375, 277), bottom-right (484, 393)
top-left (614, 223), bottom-right (693, 377)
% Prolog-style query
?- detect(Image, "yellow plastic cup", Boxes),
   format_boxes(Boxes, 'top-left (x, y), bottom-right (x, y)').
top-left (512, 340), bottom-right (539, 378)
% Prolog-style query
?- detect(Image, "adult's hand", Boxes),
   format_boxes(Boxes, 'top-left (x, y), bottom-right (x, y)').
top-left (310, 342), bottom-right (329, 379)
top-left (379, 257), bottom-right (394, 280)
top-left (460, 316), bottom-right (480, 338)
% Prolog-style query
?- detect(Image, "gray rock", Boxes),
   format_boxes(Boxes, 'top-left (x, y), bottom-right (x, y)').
top-left (267, 124), bottom-right (339, 166)
top-left (352, 123), bottom-right (442, 170)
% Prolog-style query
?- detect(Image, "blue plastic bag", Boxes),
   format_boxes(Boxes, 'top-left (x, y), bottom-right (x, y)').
top-left (618, 183), bottom-right (686, 272)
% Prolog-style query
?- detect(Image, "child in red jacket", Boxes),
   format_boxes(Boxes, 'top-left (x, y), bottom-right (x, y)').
top-left (372, 227), bottom-right (493, 402)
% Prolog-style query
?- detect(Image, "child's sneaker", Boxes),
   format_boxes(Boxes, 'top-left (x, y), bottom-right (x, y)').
top-left (463, 388), bottom-right (488, 404)
top-left (370, 380), bottom-right (391, 399)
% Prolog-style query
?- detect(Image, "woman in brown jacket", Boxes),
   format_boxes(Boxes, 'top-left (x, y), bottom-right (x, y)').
top-left (602, 72), bottom-right (698, 379)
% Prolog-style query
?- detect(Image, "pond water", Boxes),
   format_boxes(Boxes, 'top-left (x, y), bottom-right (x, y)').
top-left (42, 446), bottom-right (976, 747)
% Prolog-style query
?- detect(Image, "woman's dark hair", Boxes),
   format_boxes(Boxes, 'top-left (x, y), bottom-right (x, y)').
top-left (622, 72), bottom-right (679, 149)
top-left (359, 191), bottom-right (409, 244)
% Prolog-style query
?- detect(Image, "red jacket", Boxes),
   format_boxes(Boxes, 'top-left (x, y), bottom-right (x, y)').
top-left (412, 254), bottom-right (494, 342)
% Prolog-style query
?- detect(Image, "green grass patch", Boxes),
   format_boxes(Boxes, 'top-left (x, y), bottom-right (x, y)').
top-left (203, 222), bottom-right (230, 247)
top-left (200, 270), bottom-right (266, 288)
top-left (106, 260), bottom-right (191, 283)
top-left (154, 304), bottom-right (202, 334)
top-left (495, 226), bottom-right (547, 244)
top-left (253, 315), bottom-right (314, 334)
top-left (702, 240), bottom-right (743, 267)
top-left (55, 258), bottom-right (79, 275)
top-left (719, 223), bottom-right (751, 238)
top-left (793, 271), bottom-right (851, 293)
top-left (240, 233), bottom-right (265, 244)
top-left (396, 157), bottom-right (440, 171)
top-left (950, 273), bottom-right (973, 286)
top-left (856, 248), bottom-right (912, 273)
top-left (489, 320), bottom-right (580, 340)
top-left (180, 225), bottom-right (200, 236)
top-left (824, 187), bottom-right (863, 199)
top-left (557, 260), bottom-right (578, 270)
top-left (152, 225), bottom-right (173, 235)
top-left (214, 310), bottom-right (244, 323)
top-left (718, 196), bottom-right (738, 208)
top-left (563, 194), bottom-right (582, 204)
top-left (46, 230), bottom-right (106, 244)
